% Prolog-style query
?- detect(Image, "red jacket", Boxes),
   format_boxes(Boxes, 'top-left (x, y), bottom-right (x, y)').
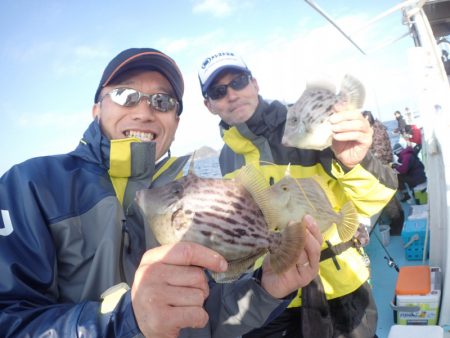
top-left (408, 125), bottom-right (422, 145)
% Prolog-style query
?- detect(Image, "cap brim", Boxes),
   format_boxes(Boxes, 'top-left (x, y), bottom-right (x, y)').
top-left (95, 50), bottom-right (184, 114)
top-left (201, 65), bottom-right (250, 96)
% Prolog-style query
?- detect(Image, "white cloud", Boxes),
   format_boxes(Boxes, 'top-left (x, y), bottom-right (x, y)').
top-left (192, 0), bottom-right (234, 17)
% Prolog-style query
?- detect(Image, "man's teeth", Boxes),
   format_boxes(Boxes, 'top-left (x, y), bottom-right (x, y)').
top-left (126, 130), bottom-right (154, 141)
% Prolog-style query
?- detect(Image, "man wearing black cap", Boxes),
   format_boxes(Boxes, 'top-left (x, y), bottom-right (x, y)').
top-left (198, 51), bottom-right (398, 338)
top-left (0, 48), bottom-right (322, 337)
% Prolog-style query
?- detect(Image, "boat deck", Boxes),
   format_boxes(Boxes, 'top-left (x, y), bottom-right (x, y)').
top-left (366, 205), bottom-right (448, 338)
top-left (366, 231), bottom-right (419, 338)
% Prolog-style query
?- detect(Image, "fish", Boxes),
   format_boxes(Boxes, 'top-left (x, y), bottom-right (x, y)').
top-left (281, 73), bottom-right (365, 150)
top-left (135, 162), bottom-right (306, 282)
top-left (239, 164), bottom-right (359, 242)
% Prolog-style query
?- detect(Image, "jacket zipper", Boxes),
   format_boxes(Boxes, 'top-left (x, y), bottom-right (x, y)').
top-left (119, 219), bottom-right (131, 283)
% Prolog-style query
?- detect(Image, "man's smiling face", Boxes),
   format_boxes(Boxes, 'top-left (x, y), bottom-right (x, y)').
top-left (93, 70), bottom-right (180, 160)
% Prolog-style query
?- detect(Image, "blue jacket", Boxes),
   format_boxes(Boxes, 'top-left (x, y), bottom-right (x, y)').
top-left (0, 121), bottom-right (290, 337)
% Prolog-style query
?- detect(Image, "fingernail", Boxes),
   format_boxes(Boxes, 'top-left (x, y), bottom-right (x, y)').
top-left (304, 214), bottom-right (317, 227)
top-left (220, 259), bottom-right (228, 272)
top-left (304, 214), bottom-right (313, 223)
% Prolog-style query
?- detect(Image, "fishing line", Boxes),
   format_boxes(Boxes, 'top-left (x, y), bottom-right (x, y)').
top-left (369, 224), bottom-right (399, 272)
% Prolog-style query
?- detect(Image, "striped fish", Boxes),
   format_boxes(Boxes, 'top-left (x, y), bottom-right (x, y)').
top-left (135, 163), bottom-right (306, 282)
top-left (282, 73), bottom-right (365, 150)
top-left (240, 164), bottom-right (359, 242)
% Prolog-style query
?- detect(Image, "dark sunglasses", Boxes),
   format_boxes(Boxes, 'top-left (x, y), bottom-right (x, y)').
top-left (101, 87), bottom-right (178, 113)
top-left (206, 74), bottom-right (251, 100)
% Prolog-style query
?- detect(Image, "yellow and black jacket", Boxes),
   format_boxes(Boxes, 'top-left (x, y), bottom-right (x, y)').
top-left (218, 97), bottom-right (397, 306)
top-left (0, 120), bottom-right (293, 337)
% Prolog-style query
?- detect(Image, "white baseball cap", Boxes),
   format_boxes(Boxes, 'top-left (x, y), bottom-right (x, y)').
top-left (198, 52), bottom-right (251, 96)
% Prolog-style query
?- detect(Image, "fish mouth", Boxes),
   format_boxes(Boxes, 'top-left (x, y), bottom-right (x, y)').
top-left (171, 206), bottom-right (185, 231)
top-left (124, 130), bottom-right (155, 142)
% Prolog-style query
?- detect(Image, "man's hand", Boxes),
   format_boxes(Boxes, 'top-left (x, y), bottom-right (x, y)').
top-left (260, 215), bottom-right (322, 298)
top-left (330, 110), bottom-right (373, 169)
top-left (131, 242), bottom-right (228, 338)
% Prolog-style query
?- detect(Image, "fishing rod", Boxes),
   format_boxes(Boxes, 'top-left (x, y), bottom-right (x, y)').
top-left (369, 224), bottom-right (400, 272)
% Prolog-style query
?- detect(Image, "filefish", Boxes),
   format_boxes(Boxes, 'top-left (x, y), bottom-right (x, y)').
top-left (135, 163), bottom-right (306, 282)
top-left (240, 165), bottom-right (359, 242)
top-left (281, 73), bottom-right (365, 150)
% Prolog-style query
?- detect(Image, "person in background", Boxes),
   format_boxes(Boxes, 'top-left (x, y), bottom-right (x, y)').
top-left (392, 142), bottom-right (427, 203)
top-left (198, 51), bottom-right (398, 338)
top-left (0, 48), bottom-right (323, 338)
top-left (393, 110), bottom-right (412, 140)
top-left (401, 107), bottom-right (422, 154)
top-left (363, 110), bottom-right (403, 235)
top-left (404, 107), bottom-right (414, 125)
top-left (408, 124), bottom-right (423, 155)
top-left (362, 110), bottom-right (393, 165)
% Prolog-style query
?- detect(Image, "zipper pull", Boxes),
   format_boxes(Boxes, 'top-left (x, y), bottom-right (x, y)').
top-left (122, 220), bottom-right (131, 254)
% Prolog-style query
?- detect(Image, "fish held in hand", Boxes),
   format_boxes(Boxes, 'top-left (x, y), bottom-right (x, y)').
top-left (240, 165), bottom-right (359, 242)
top-left (282, 73), bottom-right (365, 150)
top-left (135, 165), bottom-right (306, 282)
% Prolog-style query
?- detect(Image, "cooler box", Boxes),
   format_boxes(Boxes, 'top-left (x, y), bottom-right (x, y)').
top-left (414, 190), bottom-right (428, 205)
top-left (401, 218), bottom-right (428, 260)
top-left (412, 182), bottom-right (428, 205)
top-left (394, 266), bottom-right (441, 325)
top-left (388, 325), bottom-right (443, 338)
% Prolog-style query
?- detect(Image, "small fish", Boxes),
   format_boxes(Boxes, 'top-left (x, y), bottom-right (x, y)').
top-left (282, 73), bottom-right (365, 150)
top-left (135, 163), bottom-right (305, 282)
top-left (239, 165), bottom-right (359, 242)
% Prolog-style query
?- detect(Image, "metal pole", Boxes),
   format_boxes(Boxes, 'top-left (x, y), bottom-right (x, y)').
top-left (304, 0), bottom-right (366, 55)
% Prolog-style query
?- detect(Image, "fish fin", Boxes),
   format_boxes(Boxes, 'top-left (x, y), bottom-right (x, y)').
top-left (339, 74), bottom-right (365, 110)
top-left (269, 220), bottom-right (306, 274)
top-left (188, 151), bottom-right (197, 175)
top-left (306, 76), bottom-right (337, 94)
top-left (336, 201), bottom-right (359, 242)
top-left (285, 163), bottom-right (292, 177)
top-left (235, 164), bottom-right (279, 230)
top-left (211, 250), bottom-right (266, 283)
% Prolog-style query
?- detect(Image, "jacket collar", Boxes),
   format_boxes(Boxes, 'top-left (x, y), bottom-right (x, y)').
top-left (219, 96), bottom-right (286, 138)
top-left (70, 120), bottom-right (158, 179)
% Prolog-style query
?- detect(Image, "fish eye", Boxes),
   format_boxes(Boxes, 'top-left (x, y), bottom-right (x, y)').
top-left (171, 183), bottom-right (184, 195)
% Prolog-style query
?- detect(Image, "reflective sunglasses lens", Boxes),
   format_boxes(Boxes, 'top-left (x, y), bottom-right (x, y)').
top-left (207, 85), bottom-right (228, 100)
top-left (229, 75), bottom-right (250, 90)
top-left (110, 88), bottom-right (140, 107)
top-left (151, 93), bottom-right (177, 112)
top-left (207, 74), bottom-right (250, 100)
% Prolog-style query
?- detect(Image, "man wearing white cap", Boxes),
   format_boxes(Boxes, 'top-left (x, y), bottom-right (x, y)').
top-left (198, 51), bottom-right (398, 338)
top-left (0, 48), bottom-right (323, 338)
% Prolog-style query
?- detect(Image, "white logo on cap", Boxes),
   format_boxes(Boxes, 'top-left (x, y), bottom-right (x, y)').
top-left (199, 52), bottom-right (248, 86)
top-left (201, 52), bottom-right (236, 70)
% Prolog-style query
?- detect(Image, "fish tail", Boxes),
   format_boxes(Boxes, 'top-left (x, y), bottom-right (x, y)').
top-left (336, 201), bottom-right (359, 242)
top-left (340, 74), bottom-right (365, 110)
top-left (235, 164), bottom-right (278, 230)
top-left (269, 220), bottom-right (306, 274)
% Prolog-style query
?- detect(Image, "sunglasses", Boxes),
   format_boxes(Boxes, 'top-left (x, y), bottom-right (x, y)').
top-left (206, 74), bottom-right (251, 100)
top-left (102, 87), bottom-right (178, 113)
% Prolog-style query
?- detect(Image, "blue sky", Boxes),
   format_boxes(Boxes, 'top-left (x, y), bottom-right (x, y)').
top-left (0, 0), bottom-right (417, 175)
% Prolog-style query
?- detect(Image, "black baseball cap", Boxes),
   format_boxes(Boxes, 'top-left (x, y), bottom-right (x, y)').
top-left (94, 48), bottom-right (184, 115)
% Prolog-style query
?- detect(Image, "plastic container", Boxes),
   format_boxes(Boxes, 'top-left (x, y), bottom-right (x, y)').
top-left (379, 224), bottom-right (391, 246)
top-left (394, 266), bottom-right (441, 325)
top-left (388, 325), bottom-right (443, 338)
top-left (401, 218), bottom-right (428, 260)
top-left (414, 190), bottom-right (428, 204)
